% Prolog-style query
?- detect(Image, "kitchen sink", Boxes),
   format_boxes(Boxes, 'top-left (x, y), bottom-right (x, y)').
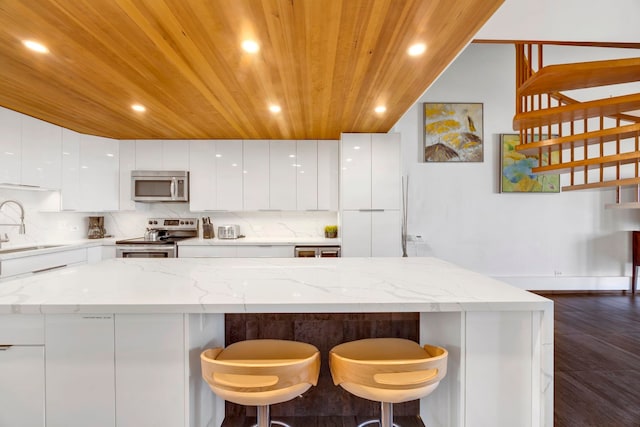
top-left (0, 245), bottom-right (65, 254)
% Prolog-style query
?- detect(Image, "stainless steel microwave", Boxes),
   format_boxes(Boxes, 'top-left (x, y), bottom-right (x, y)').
top-left (131, 170), bottom-right (189, 202)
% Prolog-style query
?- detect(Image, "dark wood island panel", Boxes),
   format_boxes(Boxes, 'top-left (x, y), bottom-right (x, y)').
top-left (224, 312), bottom-right (421, 422)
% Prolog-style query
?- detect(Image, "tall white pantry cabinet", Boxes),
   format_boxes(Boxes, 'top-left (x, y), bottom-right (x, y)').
top-left (340, 133), bottom-right (402, 257)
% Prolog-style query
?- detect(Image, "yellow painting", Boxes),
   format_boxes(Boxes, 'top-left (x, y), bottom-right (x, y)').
top-left (423, 103), bottom-right (483, 162)
top-left (500, 134), bottom-right (560, 193)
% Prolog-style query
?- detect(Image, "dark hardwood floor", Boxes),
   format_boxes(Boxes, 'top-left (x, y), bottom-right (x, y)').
top-left (538, 292), bottom-right (640, 427)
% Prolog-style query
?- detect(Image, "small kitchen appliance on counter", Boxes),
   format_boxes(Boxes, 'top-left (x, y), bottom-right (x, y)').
top-left (116, 217), bottom-right (198, 258)
top-left (217, 224), bottom-right (242, 239)
top-left (87, 216), bottom-right (106, 239)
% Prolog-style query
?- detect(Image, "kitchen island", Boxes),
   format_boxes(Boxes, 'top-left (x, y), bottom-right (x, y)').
top-left (0, 257), bottom-right (552, 427)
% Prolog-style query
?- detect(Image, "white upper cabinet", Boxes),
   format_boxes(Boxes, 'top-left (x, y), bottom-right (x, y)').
top-left (243, 140), bottom-right (270, 210)
top-left (296, 140), bottom-right (318, 210)
top-left (60, 129), bottom-right (81, 211)
top-left (20, 115), bottom-right (62, 189)
top-left (191, 139), bottom-right (339, 212)
top-left (79, 135), bottom-right (119, 211)
top-left (340, 133), bottom-right (372, 210)
top-left (0, 107), bottom-right (22, 185)
top-left (189, 141), bottom-right (216, 211)
top-left (269, 140), bottom-right (297, 210)
top-left (215, 140), bottom-right (243, 211)
top-left (189, 140), bottom-right (243, 212)
top-left (317, 140), bottom-right (339, 211)
top-left (118, 140), bottom-right (136, 211)
top-left (135, 140), bottom-right (189, 170)
top-left (371, 133), bottom-right (401, 210)
top-left (134, 140), bottom-right (161, 169)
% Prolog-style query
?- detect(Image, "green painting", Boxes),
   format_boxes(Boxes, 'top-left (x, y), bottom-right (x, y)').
top-left (500, 134), bottom-right (560, 193)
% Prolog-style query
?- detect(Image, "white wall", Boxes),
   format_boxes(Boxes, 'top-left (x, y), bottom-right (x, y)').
top-left (477, 0), bottom-right (640, 42)
top-left (393, 43), bottom-right (640, 290)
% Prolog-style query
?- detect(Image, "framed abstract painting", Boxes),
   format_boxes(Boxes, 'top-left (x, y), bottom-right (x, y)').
top-left (423, 102), bottom-right (483, 162)
top-left (500, 133), bottom-right (560, 193)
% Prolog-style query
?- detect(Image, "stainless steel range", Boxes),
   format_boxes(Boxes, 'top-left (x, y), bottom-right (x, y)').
top-left (115, 217), bottom-right (198, 258)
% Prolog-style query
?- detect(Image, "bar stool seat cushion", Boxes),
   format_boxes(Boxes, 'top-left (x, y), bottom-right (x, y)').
top-left (330, 338), bottom-right (447, 404)
top-left (201, 339), bottom-right (320, 407)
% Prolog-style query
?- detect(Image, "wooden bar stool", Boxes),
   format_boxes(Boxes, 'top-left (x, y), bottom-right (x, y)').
top-left (201, 339), bottom-right (320, 427)
top-left (329, 338), bottom-right (447, 427)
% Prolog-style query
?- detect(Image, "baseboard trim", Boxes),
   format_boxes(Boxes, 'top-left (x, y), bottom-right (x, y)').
top-left (494, 276), bottom-right (632, 292)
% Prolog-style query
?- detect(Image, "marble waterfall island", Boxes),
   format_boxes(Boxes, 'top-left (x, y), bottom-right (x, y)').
top-left (0, 257), bottom-right (553, 427)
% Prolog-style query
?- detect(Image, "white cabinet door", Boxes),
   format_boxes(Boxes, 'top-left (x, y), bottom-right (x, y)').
top-left (341, 133), bottom-right (371, 210)
top-left (371, 210), bottom-right (402, 257)
top-left (296, 140), bottom-right (318, 210)
top-left (0, 346), bottom-right (45, 427)
top-left (371, 133), bottom-right (401, 210)
top-left (189, 140), bottom-right (217, 211)
top-left (340, 210), bottom-right (372, 257)
top-left (243, 140), bottom-right (270, 210)
top-left (0, 107), bottom-right (21, 185)
top-left (61, 129), bottom-right (81, 211)
top-left (21, 115), bottom-right (62, 189)
top-left (161, 140), bottom-right (190, 170)
top-left (115, 314), bottom-right (185, 427)
top-left (178, 245), bottom-right (238, 258)
top-left (119, 140), bottom-right (136, 210)
top-left (236, 245), bottom-right (294, 257)
top-left (215, 140), bottom-right (243, 211)
top-left (135, 140), bottom-right (189, 170)
top-left (134, 140), bottom-right (162, 169)
top-left (190, 140), bottom-right (243, 212)
top-left (79, 135), bottom-right (119, 211)
top-left (317, 140), bottom-right (339, 211)
top-left (270, 140), bottom-right (297, 210)
top-left (45, 314), bottom-right (115, 427)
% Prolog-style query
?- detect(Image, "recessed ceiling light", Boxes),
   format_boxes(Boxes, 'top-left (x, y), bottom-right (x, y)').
top-left (407, 43), bottom-right (426, 56)
top-left (374, 106), bottom-right (387, 114)
top-left (242, 40), bottom-right (260, 53)
top-left (23, 40), bottom-right (49, 54)
top-left (269, 105), bottom-right (281, 114)
top-left (131, 104), bottom-right (146, 112)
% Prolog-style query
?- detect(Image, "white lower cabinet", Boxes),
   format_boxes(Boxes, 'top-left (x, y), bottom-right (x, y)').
top-left (115, 314), bottom-right (185, 427)
top-left (341, 210), bottom-right (401, 257)
top-left (0, 346), bottom-right (45, 427)
top-left (45, 314), bottom-right (115, 427)
top-left (0, 314), bottom-right (45, 427)
top-left (179, 244), bottom-right (294, 258)
top-left (44, 313), bottom-right (186, 427)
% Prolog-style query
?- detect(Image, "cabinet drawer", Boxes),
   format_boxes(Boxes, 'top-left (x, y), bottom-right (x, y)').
top-left (236, 245), bottom-right (294, 258)
top-left (178, 246), bottom-right (237, 258)
top-left (0, 314), bottom-right (44, 345)
top-left (1, 248), bottom-right (86, 278)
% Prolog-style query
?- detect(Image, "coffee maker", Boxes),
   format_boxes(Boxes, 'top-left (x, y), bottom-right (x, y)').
top-left (87, 216), bottom-right (105, 239)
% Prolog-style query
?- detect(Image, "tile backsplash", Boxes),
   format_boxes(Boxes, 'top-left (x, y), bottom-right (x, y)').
top-left (0, 188), bottom-right (337, 245)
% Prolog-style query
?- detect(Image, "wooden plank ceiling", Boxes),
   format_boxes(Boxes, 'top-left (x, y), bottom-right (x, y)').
top-left (0, 0), bottom-right (504, 140)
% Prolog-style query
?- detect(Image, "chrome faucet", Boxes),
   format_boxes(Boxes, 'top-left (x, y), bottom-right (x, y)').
top-left (0, 199), bottom-right (26, 236)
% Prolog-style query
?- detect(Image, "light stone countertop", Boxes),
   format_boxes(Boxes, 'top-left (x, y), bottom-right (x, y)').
top-left (0, 256), bottom-right (551, 315)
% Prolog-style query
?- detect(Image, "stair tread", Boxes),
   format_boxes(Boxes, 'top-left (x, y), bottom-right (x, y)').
top-left (533, 151), bottom-right (640, 174)
top-left (563, 177), bottom-right (640, 191)
top-left (513, 93), bottom-right (640, 130)
top-left (518, 57), bottom-right (640, 96)
top-left (515, 123), bottom-right (640, 154)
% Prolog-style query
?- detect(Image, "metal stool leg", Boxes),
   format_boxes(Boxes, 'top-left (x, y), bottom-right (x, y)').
top-left (356, 402), bottom-right (400, 427)
top-left (255, 405), bottom-right (270, 427)
top-left (252, 406), bottom-right (292, 427)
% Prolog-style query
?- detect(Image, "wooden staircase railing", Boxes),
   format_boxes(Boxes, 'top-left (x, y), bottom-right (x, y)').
top-left (512, 43), bottom-right (640, 204)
